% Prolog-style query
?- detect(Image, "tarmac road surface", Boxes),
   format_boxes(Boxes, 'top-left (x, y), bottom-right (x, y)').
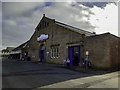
top-left (2, 59), bottom-right (119, 89)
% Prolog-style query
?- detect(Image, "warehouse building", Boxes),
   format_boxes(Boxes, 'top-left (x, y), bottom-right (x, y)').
top-left (13, 14), bottom-right (120, 70)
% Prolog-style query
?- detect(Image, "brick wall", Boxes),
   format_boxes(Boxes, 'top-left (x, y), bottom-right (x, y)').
top-left (84, 33), bottom-right (120, 69)
top-left (84, 34), bottom-right (110, 69)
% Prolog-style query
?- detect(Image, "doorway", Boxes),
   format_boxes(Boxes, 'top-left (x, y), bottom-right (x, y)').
top-left (68, 46), bottom-right (80, 66)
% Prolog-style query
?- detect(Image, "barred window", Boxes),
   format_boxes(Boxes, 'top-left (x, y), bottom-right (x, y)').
top-left (51, 47), bottom-right (59, 58)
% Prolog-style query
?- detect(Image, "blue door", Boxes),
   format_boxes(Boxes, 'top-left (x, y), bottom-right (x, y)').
top-left (68, 47), bottom-right (73, 66)
top-left (68, 46), bottom-right (80, 66)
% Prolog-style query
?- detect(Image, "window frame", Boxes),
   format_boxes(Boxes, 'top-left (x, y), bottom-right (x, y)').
top-left (51, 47), bottom-right (59, 58)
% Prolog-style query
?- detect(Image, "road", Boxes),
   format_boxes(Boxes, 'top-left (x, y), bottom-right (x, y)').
top-left (2, 59), bottom-right (91, 89)
top-left (2, 59), bottom-right (119, 89)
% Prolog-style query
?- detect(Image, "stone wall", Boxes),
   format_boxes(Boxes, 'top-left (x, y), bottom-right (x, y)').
top-left (84, 33), bottom-right (120, 69)
top-left (84, 34), bottom-right (110, 69)
top-left (108, 34), bottom-right (120, 70)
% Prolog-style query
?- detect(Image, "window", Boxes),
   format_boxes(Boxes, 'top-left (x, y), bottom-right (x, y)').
top-left (51, 48), bottom-right (54, 58)
top-left (42, 21), bottom-right (44, 28)
top-left (40, 24), bottom-right (41, 29)
top-left (39, 21), bottom-right (49, 30)
top-left (38, 26), bottom-right (39, 31)
top-left (38, 24), bottom-right (41, 31)
top-left (51, 47), bottom-right (59, 58)
top-left (56, 48), bottom-right (59, 58)
top-left (47, 22), bottom-right (49, 26)
top-left (44, 21), bottom-right (49, 28)
top-left (45, 22), bottom-right (47, 27)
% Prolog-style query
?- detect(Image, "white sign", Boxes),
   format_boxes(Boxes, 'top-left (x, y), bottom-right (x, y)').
top-left (86, 51), bottom-right (89, 56)
top-left (37, 34), bottom-right (48, 42)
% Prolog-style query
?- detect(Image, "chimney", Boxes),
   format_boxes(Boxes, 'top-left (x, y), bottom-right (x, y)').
top-left (53, 19), bottom-right (55, 22)
top-left (43, 14), bottom-right (45, 17)
top-left (93, 32), bottom-right (96, 34)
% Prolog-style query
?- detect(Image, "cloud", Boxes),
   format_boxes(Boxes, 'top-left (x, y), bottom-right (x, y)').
top-left (2, 2), bottom-right (44, 17)
top-left (1, 0), bottom-right (118, 2)
top-left (2, 0), bottom-right (45, 2)
top-left (0, 2), bottom-right (2, 50)
top-left (40, 2), bottom-right (95, 30)
top-left (2, 16), bottom-right (35, 47)
top-left (2, 1), bottom-right (118, 50)
top-left (2, 2), bottom-right (45, 48)
top-left (89, 3), bottom-right (118, 35)
top-left (77, 2), bottom-right (116, 8)
top-left (2, 2), bottom-right (96, 49)
top-left (118, 2), bottom-right (120, 37)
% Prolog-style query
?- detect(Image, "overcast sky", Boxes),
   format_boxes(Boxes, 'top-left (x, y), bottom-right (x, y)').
top-left (1, 0), bottom-right (118, 50)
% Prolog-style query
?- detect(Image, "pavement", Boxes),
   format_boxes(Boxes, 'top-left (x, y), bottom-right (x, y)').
top-left (88, 76), bottom-right (119, 88)
top-left (34, 71), bottom-right (119, 89)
